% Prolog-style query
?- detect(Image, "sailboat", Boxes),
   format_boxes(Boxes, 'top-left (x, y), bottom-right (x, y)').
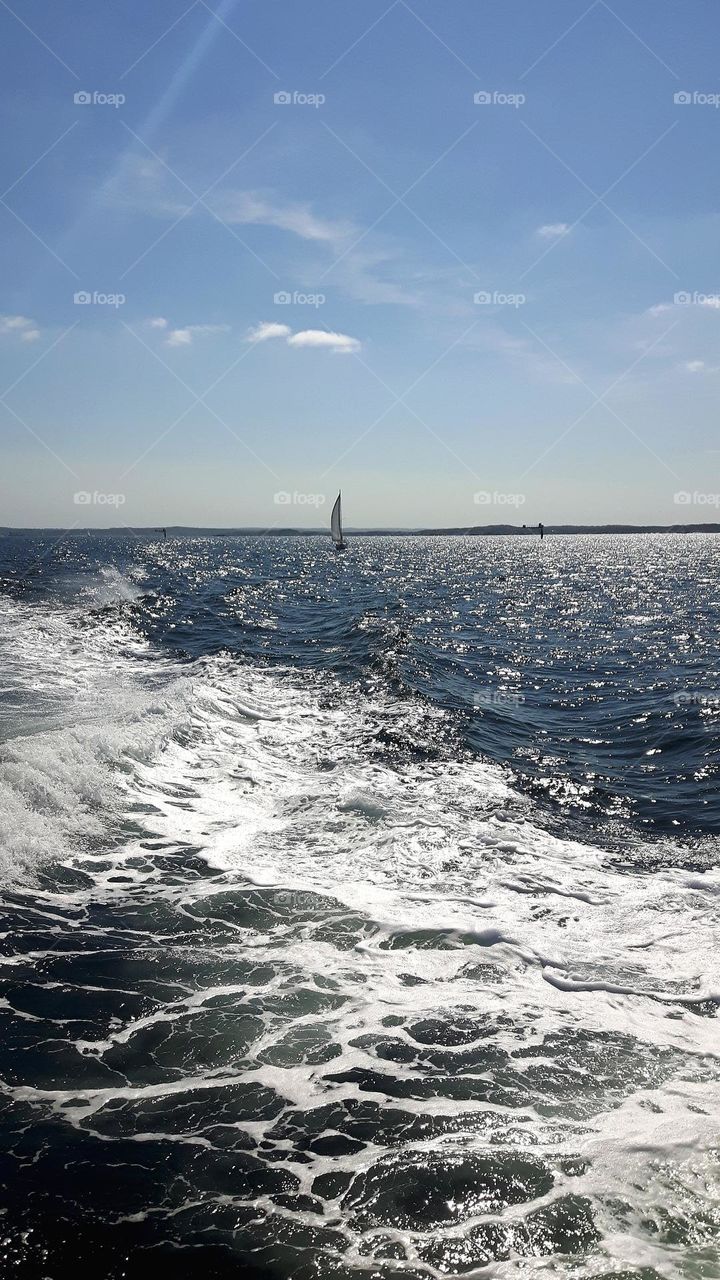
top-left (330, 491), bottom-right (347, 550)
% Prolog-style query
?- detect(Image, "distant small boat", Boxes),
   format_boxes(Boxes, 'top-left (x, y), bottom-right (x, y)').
top-left (331, 491), bottom-right (347, 550)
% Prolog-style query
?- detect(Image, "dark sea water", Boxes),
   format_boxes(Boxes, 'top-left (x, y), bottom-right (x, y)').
top-left (0, 531), bottom-right (718, 1279)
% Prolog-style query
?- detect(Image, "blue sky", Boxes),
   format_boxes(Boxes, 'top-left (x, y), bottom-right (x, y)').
top-left (1, 0), bottom-right (719, 527)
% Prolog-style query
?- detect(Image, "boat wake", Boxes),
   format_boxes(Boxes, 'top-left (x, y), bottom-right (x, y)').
top-left (0, 585), bottom-right (718, 1276)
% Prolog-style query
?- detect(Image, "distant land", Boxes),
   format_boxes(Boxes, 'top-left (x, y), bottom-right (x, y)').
top-left (3, 524), bottom-right (720, 537)
top-left (413, 523), bottom-right (720, 536)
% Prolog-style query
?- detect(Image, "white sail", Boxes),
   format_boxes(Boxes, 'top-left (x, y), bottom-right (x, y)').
top-left (330, 492), bottom-right (344, 547)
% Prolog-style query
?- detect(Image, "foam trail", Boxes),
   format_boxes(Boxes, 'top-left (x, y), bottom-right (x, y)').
top-left (0, 579), bottom-right (717, 1277)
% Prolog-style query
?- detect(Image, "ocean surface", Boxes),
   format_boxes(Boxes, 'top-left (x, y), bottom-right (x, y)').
top-left (0, 531), bottom-right (718, 1279)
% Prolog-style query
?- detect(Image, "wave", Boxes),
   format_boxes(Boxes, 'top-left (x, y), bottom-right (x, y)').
top-left (1, 593), bottom-right (718, 1010)
top-left (0, 591), bottom-right (183, 879)
top-left (1, 584), bottom-right (719, 1275)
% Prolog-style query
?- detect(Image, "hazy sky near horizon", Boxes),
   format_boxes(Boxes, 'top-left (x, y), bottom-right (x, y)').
top-left (1, 0), bottom-right (719, 528)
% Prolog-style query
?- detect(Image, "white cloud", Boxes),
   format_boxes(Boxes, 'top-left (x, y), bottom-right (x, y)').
top-left (166, 329), bottom-right (193, 347)
top-left (287, 329), bottom-right (361, 354)
top-left (246, 321), bottom-right (361, 354)
top-left (111, 158), bottom-right (440, 312)
top-left (247, 321), bottom-right (292, 343)
top-left (148, 316), bottom-right (168, 329)
top-left (0, 315), bottom-right (40, 341)
top-left (646, 303), bottom-right (672, 317)
top-left (464, 324), bottom-right (580, 385)
top-left (536, 223), bottom-right (570, 239)
top-left (332, 245), bottom-right (428, 309)
top-left (164, 323), bottom-right (230, 347)
top-left (0, 315), bottom-right (31, 331)
top-left (117, 162), bottom-right (354, 246)
top-left (211, 191), bottom-right (354, 247)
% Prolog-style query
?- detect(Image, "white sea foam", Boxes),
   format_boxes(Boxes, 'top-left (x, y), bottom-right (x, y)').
top-left (1, 591), bottom-right (718, 1029)
top-left (0, 589), bottom-right (719, 1278)
top-left (0, 593), bottom-right (185, 877)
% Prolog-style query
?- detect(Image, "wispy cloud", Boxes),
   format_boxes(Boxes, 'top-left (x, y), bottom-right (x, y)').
top-left (465, 324), bottom-right (580, 385)
top-left (248, 321), bottom-right (292, 343)
top-left (165, 328), bottom-right (193, 347)
top-left (332, 246), bottom-right (432, 310)
top-left (212, 191), bottom-right (354, 247)
top-left (117, 157), bottom-right (355, 248)
top-left (218, 194), bottom-right (431, 310)
top-left (536, 223), bottom-right (570, 239)
top-left (684, 359), bottom-right (713, 373)
top-left (247, 321), bottom-right (361, 354)
top-left (646, 303), bottom-right (673, 317)
top-left (113, 157), bottom-right (434, 310)
top-left (0, 315), bottom-right (40, 342)
top-left (146, 318), bottom-right (230, 347)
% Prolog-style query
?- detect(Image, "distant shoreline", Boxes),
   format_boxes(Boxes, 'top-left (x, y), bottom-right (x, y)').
top-left (3, 524), bottom-right (720, 537)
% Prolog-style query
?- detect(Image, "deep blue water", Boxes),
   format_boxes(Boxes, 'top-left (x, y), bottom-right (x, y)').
top-left (0, 532), bottom-right (717, 1278)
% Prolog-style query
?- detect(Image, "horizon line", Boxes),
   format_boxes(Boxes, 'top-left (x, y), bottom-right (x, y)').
top-left (3, 523), bottom-right (720, 536)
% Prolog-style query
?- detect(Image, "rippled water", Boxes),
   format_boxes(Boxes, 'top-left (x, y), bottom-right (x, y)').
top-left (0, 532), bottom-right (718, 1278)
